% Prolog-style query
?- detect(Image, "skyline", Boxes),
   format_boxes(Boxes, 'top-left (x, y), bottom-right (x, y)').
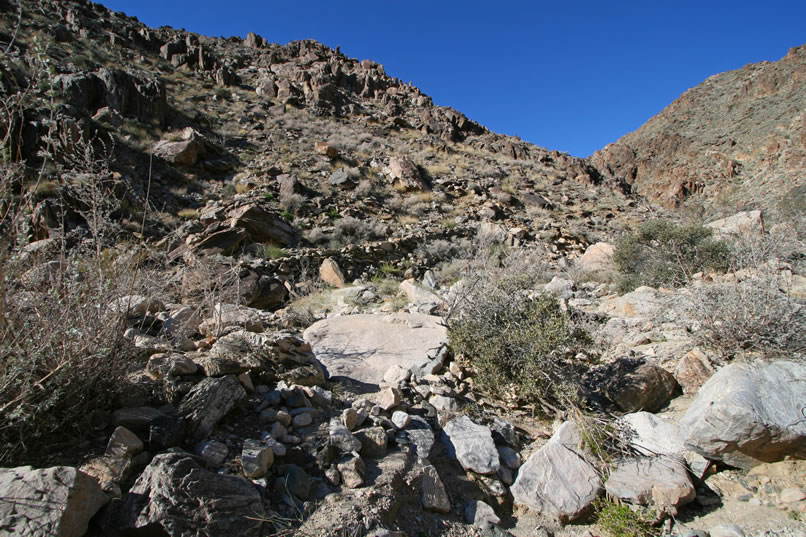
top-left (100, 1), bottom-right (806, 157)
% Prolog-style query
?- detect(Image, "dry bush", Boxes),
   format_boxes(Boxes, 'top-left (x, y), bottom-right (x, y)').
top-left (687, 272), bottom-right (806, 361)
top-left (332, 216), bottom-right (387, 243)
top-left (0, 41), bottom-right (163, 463)
top-left (279, 191), bottom-right (306, 214)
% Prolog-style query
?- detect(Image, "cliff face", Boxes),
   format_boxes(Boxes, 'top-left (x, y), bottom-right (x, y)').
top-left (591, 45), bottom-right (806, 218)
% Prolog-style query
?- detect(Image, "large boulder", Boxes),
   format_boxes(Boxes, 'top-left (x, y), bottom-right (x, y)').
top-left (178, 375), bottom-right (247, 443)
top-left (0, 465), bottom-right (107, 537)
top-left (619, 411), bottom-right (709, 478)
top-left (577, 242), bottom-right (615, 273)
top-left (705, 210), bottom-right (764, 237)
top-left (511, 422), bottom-right (602, 523)
top-left (442, 416), bottom-right (500, 475)
top-left (680, 360), bottom-right (806, 469)
top-left (303, 313), bottom-right (448, 386)
top-left (153, 127), bottom-right (208, 166)
top-left (227, 203), bottom-right (300, 246)
top-left (119, 452), bottom-right (264, 537)
top-left (603, 359), bottom-right (679, 412)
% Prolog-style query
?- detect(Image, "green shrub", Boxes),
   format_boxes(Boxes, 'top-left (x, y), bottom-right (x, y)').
top-left (449, 276), bottom-right (591, 411)
top-left (613, 219), bottom-right (730, 292)
top-left (593, 498), bottom-right (657, 537)
top-left (261, 244), bottom-right (288, 259)
top-left (214, 87), bottom-right (232, 100)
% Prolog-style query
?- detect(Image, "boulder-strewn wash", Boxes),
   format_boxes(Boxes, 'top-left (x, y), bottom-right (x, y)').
top-left (0, 2), bottom-right (803, 537)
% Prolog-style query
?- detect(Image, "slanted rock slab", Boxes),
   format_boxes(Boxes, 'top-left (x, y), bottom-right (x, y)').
top-left (510, 422), bottom-right (602, 523)
top-left (605, 457), bottom-right (696, 513)
top-left (442, 416), bottom-right (500, 475)
top-left (178, 375), bottom-right (247, 444)
top-left (0, 465), bottom-right (108, 537)
top-left (303, 313), bottom-right (448, 386)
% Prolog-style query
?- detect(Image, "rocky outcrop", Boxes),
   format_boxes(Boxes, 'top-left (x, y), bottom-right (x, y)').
top-left (591, 45), bottom-right (806, 214)
top-left (57, 68), bottom-right (167, 126)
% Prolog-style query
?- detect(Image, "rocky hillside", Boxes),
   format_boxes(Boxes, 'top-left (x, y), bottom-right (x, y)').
top-left (591, 45), bottom-right (806, 218)
top-left (0, 2), bottom-right (805, 537)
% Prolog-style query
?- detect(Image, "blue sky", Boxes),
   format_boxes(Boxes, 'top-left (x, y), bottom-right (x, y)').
top-left (101, 1), bottom-right (806, 157)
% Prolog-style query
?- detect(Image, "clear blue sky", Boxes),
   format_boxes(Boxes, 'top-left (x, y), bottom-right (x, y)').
top-left (101, 1), bottom-right (806, 157)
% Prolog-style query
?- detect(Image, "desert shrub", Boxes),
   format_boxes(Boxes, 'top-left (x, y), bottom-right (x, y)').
top-left (260, 244), bottom-right (288, 259)
top-left (593, 498), bottom-right (657, 537)
top-left (448, 249), bottom-right (592, 411)
top-left (0, 242), bottom-right (156, 465)
top-left (614, 219), bottom-right (730, 292)
top-left (332, 216), bottom-right (387, 243)
top-left (279, 191), bottom-right (306, 214)
top-left (687, 273), bottom-right (806, 360)
top-left (0, 50), bottom-right (157, 463)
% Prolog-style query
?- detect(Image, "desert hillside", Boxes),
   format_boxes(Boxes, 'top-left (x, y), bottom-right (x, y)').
top-left (0, 2), bottom-right (804, 537)
top-left (591, 45), bottom-right (806, 220)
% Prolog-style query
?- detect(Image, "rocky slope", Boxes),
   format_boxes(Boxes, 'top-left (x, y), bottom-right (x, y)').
top-left (591, 45), bottom-right (806, 218)
top-left (0, 2), bottom-right (804, 537)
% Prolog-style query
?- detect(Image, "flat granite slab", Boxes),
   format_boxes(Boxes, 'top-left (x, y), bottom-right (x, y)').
top-left (302, 313), bottom-right (448, 387)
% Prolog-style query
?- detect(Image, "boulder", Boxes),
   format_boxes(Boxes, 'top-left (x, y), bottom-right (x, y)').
top-left (356, 427), bottom-right (388, 458)
top-left (153, 128), bottom-right (207, 166)
top-left (320, 258), bottom-right (346, 287)
top-left (178, 375), bottom-right (247, 443)
top-left (199, 303), bottom-right (263, 336)
top-left (674, 348), bottom-right (715, 394)
top-left (442, 416), bottom-right (500, 475)
top-left (385, 156), bottom-right (428, 191)
top-left (577, 242), bottom-right (615, 273)
top-left (336, 454), bottom-right (365, 488)
top-left (227, 203), bottom-right (300, 246)
top-left (119, 452), bottom-right (264, 537)
top-left (510, 422), bottom-right (602, 522)
top-left (706, 210), bottom-right (764, 237)
top-left (329, 419), bottom-right (362, 452)
top-left (619, 411), bottom-right (710, 478)
top-left (399, 279), bottom-right (444, 308)
top-left (303, 313), bottom-right (448, 385)
top-left (604, 360), bottom-right (679, 412)
top-left (0, 466), bottom-right (107, 537)
top-left (680, 360), bottom-right (806, 469)
top-left (464, 500), bottom-right (501, 528)
top-left (195, 440), bottom-right (229, 466)
top-left (241, 439), bottom-right (274, 478)
top-left (106, 426), bottom-right (143, 458)
top-left (147, 353), bottom-right (198, 378)
top-left (377, 386), bottom-right (401, 411)
top-left (605, 457), bottom-right (695, 513)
